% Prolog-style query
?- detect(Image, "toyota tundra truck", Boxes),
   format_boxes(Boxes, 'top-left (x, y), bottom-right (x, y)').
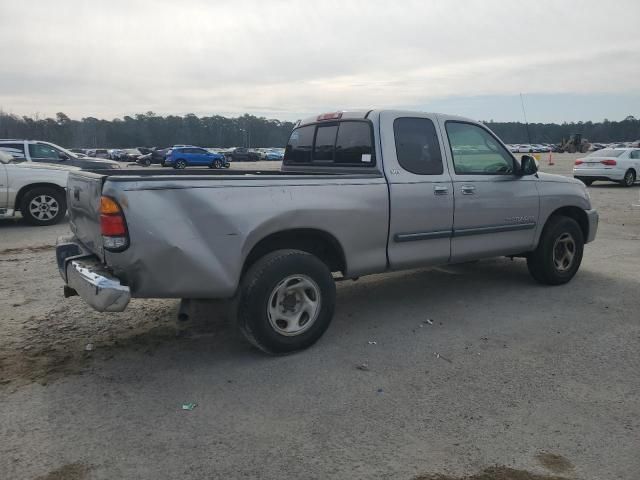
top-left (55, 110), bottom-right (598, 354)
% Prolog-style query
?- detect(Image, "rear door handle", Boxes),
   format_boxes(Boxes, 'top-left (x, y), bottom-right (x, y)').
top-left (433, 185), bottom-right (449, 195)
top-left (461, 185), bottom-right (476, 195)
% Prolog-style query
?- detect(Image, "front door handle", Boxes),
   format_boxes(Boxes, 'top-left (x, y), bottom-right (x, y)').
top-left (461, 185), bottom-right (476, 195)
top-left (433, 185), bottom-right (449, 195)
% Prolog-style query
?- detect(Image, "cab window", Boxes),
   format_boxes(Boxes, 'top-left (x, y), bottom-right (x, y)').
top-left (446, 122), bottom-right (514, 175)
top-left (393, 118), bottom-right (443, 175)
top-left (29, 144), bottom-right (61, 161)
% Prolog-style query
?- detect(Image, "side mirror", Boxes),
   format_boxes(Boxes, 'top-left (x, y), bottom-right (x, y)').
top-left (519, 155), bottom-right (538, 176)
top-left (58, 152), bottom-right (69, 161)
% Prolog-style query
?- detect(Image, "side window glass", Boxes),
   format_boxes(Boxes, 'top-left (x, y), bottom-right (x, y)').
top-left (393, 117), bottom-right (443, 175)
top-left (284, 125), bottom-right (314, 163)
top-left (446, 122), bottom-right (514, 175)
top-left (313, 125), bottom-right (338, 161)
top-left (0, 143), bottom-right (26, 161)
top-left (631, 150), bottom-right (640, 159)
top-left (29, 144), bottom-right (60, 161)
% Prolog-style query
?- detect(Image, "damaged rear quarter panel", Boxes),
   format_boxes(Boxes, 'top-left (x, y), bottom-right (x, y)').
top-left (102, 176), bottom-right (389, 299)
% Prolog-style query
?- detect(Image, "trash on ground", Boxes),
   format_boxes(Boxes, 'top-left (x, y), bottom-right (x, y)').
top-left (356, 362), bottom-right (369, 371)
top-left (84, 343), bottom-right (94, 351)
top-left (368, 341), bottom-right (377, 345)
top-left (181, 403), bottom-right (197, 411)
top-left (434, 352), bottom-right (453, 363)
top-left (424, 319), bottom-right (434, 325)
top-left (377, 388), bottom-right (384, 394)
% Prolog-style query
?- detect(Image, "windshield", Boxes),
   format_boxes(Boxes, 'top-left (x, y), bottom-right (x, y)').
top-left (587, 149), bottom-right (624, 158)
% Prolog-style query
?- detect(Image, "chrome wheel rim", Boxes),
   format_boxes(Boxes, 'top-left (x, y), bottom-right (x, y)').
top-left (553, 233), bottom-right (576, 272)
top-left (29, 195), bottom-right (59, 221)
top-left (267, 275), bottom-right (321, 336)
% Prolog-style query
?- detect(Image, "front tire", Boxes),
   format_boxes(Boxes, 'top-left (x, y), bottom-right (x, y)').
top-left (20, 187), bottom-right (66, 226)
top-left (621, 169), bottom-right (636, 187)
top-left (527, 216), bottom-right (584, 285)
top-left (237, 249), bottom-right (336, 354)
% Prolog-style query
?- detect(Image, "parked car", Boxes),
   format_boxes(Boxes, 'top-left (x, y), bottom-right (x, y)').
top-left (165, 146), bottom-right (229, 169)
top-left (573, 148), bottom-right (640, 187)
top-left (0, 140), bottom-right (121, 170)
top-left (56, 110), bottom-right (597, 354)
top-left (514, 144), bottom-right (535, 153)
top-left (226, 147), bottom-right (260, 162)
top-left (0, 150), bottom-right (77, 225)
top-left (87, 149), bottom-right (110, 159)
top-left (265, 149), bottom-right (284, 161)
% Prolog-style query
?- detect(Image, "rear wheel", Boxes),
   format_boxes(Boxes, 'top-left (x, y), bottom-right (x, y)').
top-left (621, 169), bottom-right (636, 187)
top-left (174, 159), bottom-right (187, 169)
top-left (527, 216), bottom-right (584, 285)
top-left (20, 187), bottom-right (66, 226)
top-left (237, 249), bottom-right (336, 354)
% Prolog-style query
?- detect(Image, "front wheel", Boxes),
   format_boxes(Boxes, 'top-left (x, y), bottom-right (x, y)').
top-left (621, 169), bottom-right (636, 187)
top-left (527, 216), bottom-right (584, 285)
top-left (20, 187), bottom-right (67, 226)
top-left (237, 249), bottom-right (336, 354)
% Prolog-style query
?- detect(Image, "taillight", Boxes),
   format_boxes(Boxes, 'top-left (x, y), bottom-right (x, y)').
top-left (574, 159), bottom-right (584, 165)
top-left (600, 159), bottom-right (617, 166)
top-left (100, 196), bottom-right (129, 250)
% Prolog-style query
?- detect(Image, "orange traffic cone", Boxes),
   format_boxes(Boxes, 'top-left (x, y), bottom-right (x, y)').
top-left (548, 150), bottom-right (555, 166)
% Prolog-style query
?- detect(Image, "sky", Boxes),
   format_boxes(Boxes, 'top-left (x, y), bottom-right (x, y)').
top-left (1, 0), bottom-right (640, 123)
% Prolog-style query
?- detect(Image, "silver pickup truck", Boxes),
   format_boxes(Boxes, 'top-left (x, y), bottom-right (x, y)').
top-left (56, 110), bottom-right (598, 354)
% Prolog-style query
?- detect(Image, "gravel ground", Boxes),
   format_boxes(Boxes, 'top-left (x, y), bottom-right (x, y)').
top-left (0, 154), bottom-right (639, 480)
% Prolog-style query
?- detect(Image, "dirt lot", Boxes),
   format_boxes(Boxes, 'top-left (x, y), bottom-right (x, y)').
top-left (1, 154), bottom-right (639, 480)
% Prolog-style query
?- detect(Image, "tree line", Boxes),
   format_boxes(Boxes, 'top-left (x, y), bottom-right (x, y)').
top-left (0, 111), bottom-right (638, 148)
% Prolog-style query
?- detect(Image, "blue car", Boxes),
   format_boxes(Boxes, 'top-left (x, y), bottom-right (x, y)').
top-left (265, 150), bottom-right (284, 161)
top-left (165, 147), bottom-right (229, 169)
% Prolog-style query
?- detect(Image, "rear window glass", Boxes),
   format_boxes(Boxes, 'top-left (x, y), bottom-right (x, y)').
top-left (0, 143), bottom-right (26, 159)
top-left (335, 122), bottom-right (374, 164)
top-left (393, 118), bottom-right (443, 175)
top-left (313, 125), bottom-right (338, 161)
top-left (285, 121), bottom-right (375, 166)
top-left (285, 125), bottom-right (314, 163)
top-left (587, 149), bottom-right (624, 158)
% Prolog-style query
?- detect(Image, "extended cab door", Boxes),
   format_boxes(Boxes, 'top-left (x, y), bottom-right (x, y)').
top-left (381, 112), bottom-right (454, 270)
top-left (438, 118), bottom-right (540, 262)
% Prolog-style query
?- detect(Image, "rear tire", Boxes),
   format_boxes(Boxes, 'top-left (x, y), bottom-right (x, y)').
top-left (20, 187), bottom-right (66, 226)
top-left (237, 249), bottom-right (336, 355)
top-left (621, 169), bottom-right (636, 187)
top-left (174, 159), bottom-right (187, 169)
top-left (527, 216), bottom-right (584, 285)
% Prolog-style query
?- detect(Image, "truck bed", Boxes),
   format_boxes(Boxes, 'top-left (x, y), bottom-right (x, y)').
top-left (65, 168), bottom-right (390, 298)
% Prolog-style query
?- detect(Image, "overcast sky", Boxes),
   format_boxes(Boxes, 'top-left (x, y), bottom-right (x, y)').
top-left (1, 0), bottom-right (639, 123)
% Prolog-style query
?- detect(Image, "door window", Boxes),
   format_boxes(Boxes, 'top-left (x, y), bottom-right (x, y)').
top-left (393, 117), bottom-right (443, 175)
top-left (446, 122), bottom-right (514, 175)
top-left (630, 150), bottom-right (640, 159)
top-left (0, 143), bottom-right (26, 161)
top-left (29, 144), bottom-right (61, 162)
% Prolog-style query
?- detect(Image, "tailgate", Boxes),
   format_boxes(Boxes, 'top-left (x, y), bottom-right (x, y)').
top-left (66, 171), bottom-right (106, 260)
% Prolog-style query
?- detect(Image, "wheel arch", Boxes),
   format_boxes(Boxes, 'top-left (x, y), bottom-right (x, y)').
top-left (541, 206), bottom-right (589, 242)
top-left (242, 228), bottom-right (347, 276)
top-left (15, 182), bottom-right (66, 211)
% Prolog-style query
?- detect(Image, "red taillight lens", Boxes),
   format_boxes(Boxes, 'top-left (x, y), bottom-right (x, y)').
top-left (574, 159), bottom-right (584, 165)
top-left (100, 214), bottom-right (126, 236)
top-left (600, 159), bottom-right (617, 166)
top-left (100, 196), bottom-right (128, 250)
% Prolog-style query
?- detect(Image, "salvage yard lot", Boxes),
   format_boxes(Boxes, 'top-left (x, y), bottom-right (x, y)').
top-left (1, 154), bottom-right (639, 479)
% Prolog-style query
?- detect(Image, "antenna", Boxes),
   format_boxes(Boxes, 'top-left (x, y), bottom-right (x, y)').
top-left (520, 93), bottom-right (532, 144)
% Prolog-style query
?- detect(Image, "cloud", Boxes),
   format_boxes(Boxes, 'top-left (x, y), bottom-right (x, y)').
top-left (1, 0), bottom-right (639, 120)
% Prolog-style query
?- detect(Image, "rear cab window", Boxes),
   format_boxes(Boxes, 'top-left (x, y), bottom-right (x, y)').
top-left (0, 143), bottom-right (26, 161)
top-left (285, 120), bottom-right (375, 167)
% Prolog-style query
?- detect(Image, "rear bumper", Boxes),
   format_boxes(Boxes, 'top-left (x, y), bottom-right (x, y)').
top-left (56, 236), bottom-right (130, 312)
top-left (573, 167), bottom-right (623, 181)
top-left (586, 209), bottom-right (598, 244)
